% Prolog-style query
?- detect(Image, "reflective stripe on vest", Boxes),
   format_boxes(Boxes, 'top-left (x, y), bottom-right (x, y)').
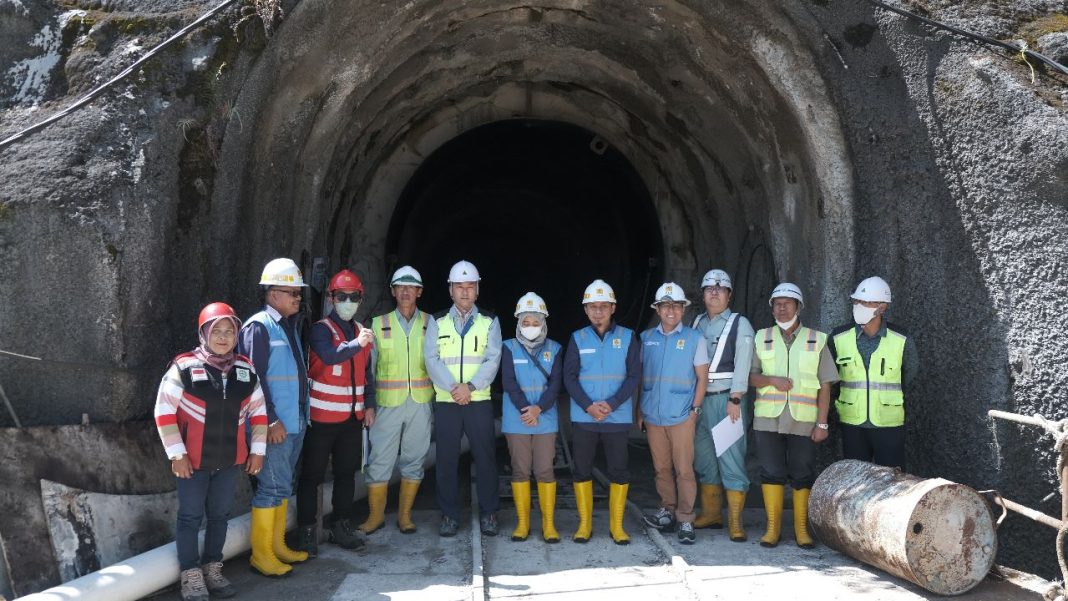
top-left (308, 317), bottom-right (369, 423)
top-left (753, 326), bottom-right (827, 423)
top-left (245, 311), bottom-right (305, 432)
top-left (434, 312), bottom-right (493, 402)
top-left (639, 326), bottom-right (703, 427)
top-left (372, 311), bottom-right (434, 406)
top-left (502, 338), bottom-right (560, 435)
top-left (833, 328), bottom-right (907, 427)
top-left (570, 325), bottom-right (634, 425)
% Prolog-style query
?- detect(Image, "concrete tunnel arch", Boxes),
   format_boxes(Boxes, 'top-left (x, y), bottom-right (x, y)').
top-left (201, 0), bottom-right (858, 332)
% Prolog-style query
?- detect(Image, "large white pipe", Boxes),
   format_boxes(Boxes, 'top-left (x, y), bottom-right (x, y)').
top-left (19, 422), bottom-right (498, 601)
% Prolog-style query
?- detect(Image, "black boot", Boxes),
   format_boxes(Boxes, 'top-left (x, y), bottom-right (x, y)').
top-left (297, 525), bottom-right (318, 558)
top-left (328, 518), bottom-right (366, 550)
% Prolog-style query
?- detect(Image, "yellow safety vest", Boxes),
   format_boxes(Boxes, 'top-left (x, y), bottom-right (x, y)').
top-left (753, 326), bottom-right (827, 423)
top-left (434, 312), bottom-right (493, 402)
top-left (833, 328), bottom-right (906, 427)
top-left (371, 310), bottom-right (434, 407)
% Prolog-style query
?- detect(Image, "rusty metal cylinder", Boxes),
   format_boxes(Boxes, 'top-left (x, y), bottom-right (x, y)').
top-left (810, 460), bottom-right (997, 596)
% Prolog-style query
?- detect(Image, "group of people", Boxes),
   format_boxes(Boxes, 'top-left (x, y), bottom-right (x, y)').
top-left (154, 257), bottom-right (916, 601)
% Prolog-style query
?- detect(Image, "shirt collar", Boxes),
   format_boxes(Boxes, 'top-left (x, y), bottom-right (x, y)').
top-left (265, 305), bottom-right (283, 322)
top-left (855, 321), bottom-right (888, 339)
top-left (706, 308), bottom-right (733, 323)
top-left (657, 321), bottom-right (684, 335)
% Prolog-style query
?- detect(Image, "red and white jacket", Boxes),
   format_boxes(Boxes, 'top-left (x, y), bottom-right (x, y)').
top-left (308, 317), bottom-right (372, 423)
top-left (154, 353), bottom-right (268, 470)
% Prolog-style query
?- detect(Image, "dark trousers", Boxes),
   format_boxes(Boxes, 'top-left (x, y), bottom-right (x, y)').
top-left (841, 424), bottom-right (906, 469)
top-left (297, 417), bottom-right (362, 526)
top-left (435, 401), bottom-right (499, 521)
top-left (754, 430), bottom-right (817, 489)
top-left (571, 427), bottom-right (629, 484)
top-left (176, 465), bottom-right (240, 571)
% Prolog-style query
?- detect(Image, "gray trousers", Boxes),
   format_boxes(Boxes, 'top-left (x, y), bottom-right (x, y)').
top-left (366, 400), bottom-right (433, 483)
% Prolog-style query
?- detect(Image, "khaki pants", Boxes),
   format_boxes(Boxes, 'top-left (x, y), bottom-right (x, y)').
top-left (646, 418), bottom-right (697, 522)
top-left (505, 433), bottom-right (556, 482)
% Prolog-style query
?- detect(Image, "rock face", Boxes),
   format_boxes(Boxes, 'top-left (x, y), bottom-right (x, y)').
top-left (0, 0), bottom-right (1066, 585)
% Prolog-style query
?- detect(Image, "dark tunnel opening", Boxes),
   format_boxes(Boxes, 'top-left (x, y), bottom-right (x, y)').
top-left (385, 120), bottom-right (665, 338)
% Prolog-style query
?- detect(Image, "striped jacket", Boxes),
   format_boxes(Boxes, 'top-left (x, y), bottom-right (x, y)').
top-left (154, 352), bottom-right (269, 471)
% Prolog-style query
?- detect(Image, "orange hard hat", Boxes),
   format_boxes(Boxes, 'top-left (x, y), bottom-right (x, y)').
top-left (198, 302), bottom-right (240, 330)
top-left (328, 269), bottom-right (364, 293)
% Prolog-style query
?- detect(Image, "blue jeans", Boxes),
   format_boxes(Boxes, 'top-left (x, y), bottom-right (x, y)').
top-left (176, 465), bottom-right (240, 570)
top-left (252, 426), bottom-right (306, 508)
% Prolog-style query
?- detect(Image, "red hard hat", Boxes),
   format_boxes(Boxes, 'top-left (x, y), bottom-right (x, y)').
top-left (198, 302), bottom-right (240, 330)
top-left (328, 269), bottom-right (364, 293)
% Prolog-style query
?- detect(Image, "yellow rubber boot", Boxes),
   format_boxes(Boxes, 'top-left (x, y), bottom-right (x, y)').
top-left (250, 507), bottom-right (292, 577)
top-left (759, 484), bottom-right (784, 548)
top-left (608, 483), bottom-right (630, 546)
top-left (397, 479), bottom-right (420, 534)
top-left (511, 481), bottom-right (531, 541)
top-left (572, 480), bottom-right (593, 543)
top-left (726, 489), bottom-right (748, 542)
top-left (793, 488), bottom-right (815, 549)
top-left (359, 482), bottom-right (388, 534)
top-left (537, 481), bottom-right (560, 543)
top-left (693, 484), bottom-right (724, 529)
top-left (273, 500), bottom-right (308, 563)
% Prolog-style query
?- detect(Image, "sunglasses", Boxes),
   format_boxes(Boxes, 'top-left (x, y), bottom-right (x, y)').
top-left (271, 288), bottom-right (303, 299)
top-left (333, 292), bottom-right (363, 303)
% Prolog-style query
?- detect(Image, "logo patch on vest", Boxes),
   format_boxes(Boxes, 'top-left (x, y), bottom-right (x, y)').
top-left (676, 339), bottom-right (686, 350)
top-left (191, 367), bottom-right (207, 382)
top-left (333, 364), bottom-right (343, 377)
top-left (542, 351), bottom-right (551, 362)
top-left (645, 341), bottom-right (660, 346)
top-left (612, 338), bottom-right (621, 349)
top-left (236, 368), bottom-right (250, 382)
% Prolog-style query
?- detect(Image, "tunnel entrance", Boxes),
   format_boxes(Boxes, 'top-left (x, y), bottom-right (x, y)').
top-left (385, 120), bottom-right (664, 336)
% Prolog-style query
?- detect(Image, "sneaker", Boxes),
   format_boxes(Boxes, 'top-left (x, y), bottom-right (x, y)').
top-left (439, 516), bottom-right (459, 537)
top-left (200, 562), bottom-right (235, 598)
top-left (678, 522), bottom-right (696, 545)
top-left (643, 507), bottom-right (676, 532)
top-left (329, 518), bottom-right (366, 550)
top-left (480, 513), bottom-right (499, 537)
top-left (297, 525), bottom-right (318, 557)
top-left (179, 567), bottom-right (209, 601)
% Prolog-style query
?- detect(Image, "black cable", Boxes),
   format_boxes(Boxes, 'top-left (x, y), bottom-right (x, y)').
top-left (864, 0), bottom-right (1068, 80)
top-left (0, 0), bottom-right (239, 153)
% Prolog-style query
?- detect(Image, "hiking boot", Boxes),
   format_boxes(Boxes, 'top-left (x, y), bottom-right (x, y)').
top-left (643, 507), bottom-right (676, 532)
top-left (480, 513), bottom-right (499, 537)
top-left (678, 522), bottom-right (696, 545)
top-left (439, 516), bottom-right (459, 537)
top-left (328, 518), bottom-right (366, 550)
top-left (296, 524), bottom-right (318, 557)
top-left (179, 567), bottom-right (209, 601)
top-left (200, 562), bottom-right (235, 598)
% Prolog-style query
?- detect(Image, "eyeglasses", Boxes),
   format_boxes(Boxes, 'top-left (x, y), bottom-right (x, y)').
top-left (703, 285), bottom-right (730, 294)
top-left (333, 292), bottom-right (363, 303)
top-left (271, 288), bottom-right (303, 299)
top-left (657, 302), bottom-right (686, 311)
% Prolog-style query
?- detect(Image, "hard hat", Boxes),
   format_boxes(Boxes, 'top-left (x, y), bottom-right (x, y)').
top-left (447, 260), bottom-right (481, 283)
top-left (700, 269), bottom-right (732, 290)
top-left (514, 292), bottom-right (549, 317)
top-left (259, 258), bottom-right (308, 287)
top-left (390, 265), bottom-right (423, 287)
top-left (851, 276), bottom-right (892, 303)
top-left (769, 282), bottom-right (804, 308)
top-left (198, 302), bottom-right (240, 330)
top-left (582, 279), bottom-right (616, 304)
top-left (651, 282), bottom-right (691, 308)
top-left (328, 269), bottom-right (364, 293)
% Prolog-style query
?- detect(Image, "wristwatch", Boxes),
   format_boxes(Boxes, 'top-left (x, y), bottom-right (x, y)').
top-left (816, 423), bottom-right (829, 430)
top-left (692, 406), bottom-right (702, 415)
top-left (169, 453), bottom-right (186, 461)
top-left (728, 397), bottom-right (742, 406)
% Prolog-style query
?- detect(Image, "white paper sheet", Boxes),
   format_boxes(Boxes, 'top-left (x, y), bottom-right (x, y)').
top-left (711, 414), bottom-right (745, 457)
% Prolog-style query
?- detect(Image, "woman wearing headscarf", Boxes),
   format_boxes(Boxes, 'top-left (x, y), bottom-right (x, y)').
top-left (501, 292), bottom-right (564, 543)
top-left (154, 303), bottom-right (269, 601)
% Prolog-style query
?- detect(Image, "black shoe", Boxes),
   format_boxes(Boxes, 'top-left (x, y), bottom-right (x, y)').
top-left (439, 516), bottom-right (459, 537)
top-left (677, 522), bottom-right (696, 545)
top-left (479, 514), bottom-right (499, 537)
top-left (296, 525), bottom-right (318, 557)
top-left (643, 507), bottom-right (676, 532)
top-left (328, 519), bottom-right (366, 550)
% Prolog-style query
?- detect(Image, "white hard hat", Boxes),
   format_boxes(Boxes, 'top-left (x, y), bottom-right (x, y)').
top-left (514, 292), bottom-right (549, 317)
top-left (701, 269), bottom-right (732, 290)
top-left (582, 279), bottom-right (616, 304)
top-left (259, 258), bottom-right (308, 287)
top-left (651, 282), bottom-right (691, 308)
top-left (447, 260), bottom-right (481, 283)
top-left (769, 282), bottom-right (804, 308)
top-left (851, 276), bottom-right (892, 303)
top-left (391, 265), bottom-right (423, 287)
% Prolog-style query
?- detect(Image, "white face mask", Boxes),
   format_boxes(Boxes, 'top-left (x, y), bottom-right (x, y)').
top-left (335, 301), bottom-right (359, 321)
top-left (775, 315), bottom-right (798, 330)
top-left (853, 304), bottom-right (878, 326)
top-left (520, 326), bottom-right (542, 341)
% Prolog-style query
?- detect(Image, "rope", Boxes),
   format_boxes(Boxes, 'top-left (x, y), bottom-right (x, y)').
top-left (0, 0), bottom-right (240, 153)
top-left (0, 347), bottom-right (152, 373)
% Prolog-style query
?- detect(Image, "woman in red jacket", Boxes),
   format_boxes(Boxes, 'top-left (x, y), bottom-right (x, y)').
top-left (154, 303), bottom-right (269, 601)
